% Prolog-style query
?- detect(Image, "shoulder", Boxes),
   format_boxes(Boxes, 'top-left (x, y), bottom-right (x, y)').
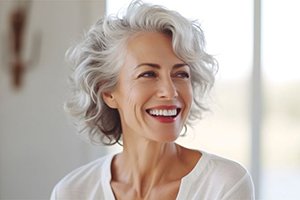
top-left (204, 152), bottom-right (249, 179)
top-left (200, 151), bottom-right (255, 198)
top-left (57, 154), bottom-right (112, 186)
top-left (176, 150), bottom-right (255, 200)
top-left (201, 151), bottom-right (253, 185)
top-left (51, 153), bottom-right (114, 199)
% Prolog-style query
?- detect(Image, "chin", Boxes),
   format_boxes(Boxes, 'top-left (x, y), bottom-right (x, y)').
top-left (152, 133), bottom-right (180, 143)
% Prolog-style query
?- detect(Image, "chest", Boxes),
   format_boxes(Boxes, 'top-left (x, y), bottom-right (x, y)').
top-left (110, 180), bottom-right (181, 200)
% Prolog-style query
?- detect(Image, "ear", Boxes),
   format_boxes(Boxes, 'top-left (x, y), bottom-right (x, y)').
top-left (102, 92), bottom-right (118, 109)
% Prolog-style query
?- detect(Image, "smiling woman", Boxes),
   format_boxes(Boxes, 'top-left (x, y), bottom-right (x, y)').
top-left (102, 32), bottom-right (193, 143)
top-left (50, 0), bottom-right (254, 199)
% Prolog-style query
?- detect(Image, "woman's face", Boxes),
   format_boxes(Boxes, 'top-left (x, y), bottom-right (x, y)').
top-left (106, 32), bottom-right (193, 143)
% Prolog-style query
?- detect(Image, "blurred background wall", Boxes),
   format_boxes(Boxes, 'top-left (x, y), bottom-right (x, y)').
top-left (0, 0), bottom-right (108, 199)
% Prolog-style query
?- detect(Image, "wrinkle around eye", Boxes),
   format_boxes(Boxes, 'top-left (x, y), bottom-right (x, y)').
top-left (173, 71), bottom-right (190, 79)
top-left (137, 71), bottom-right (157, 78)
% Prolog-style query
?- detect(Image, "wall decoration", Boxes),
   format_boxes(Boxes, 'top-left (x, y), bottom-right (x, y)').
top-left (3, 0), bottom-right (41, 90)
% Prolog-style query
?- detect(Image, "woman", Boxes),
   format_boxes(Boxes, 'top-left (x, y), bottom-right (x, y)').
top-left (51, 1), bottom-right (255, 199)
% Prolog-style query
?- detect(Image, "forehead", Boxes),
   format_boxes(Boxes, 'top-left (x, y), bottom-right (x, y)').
top-left (124, 32), bottom-right (182, 65)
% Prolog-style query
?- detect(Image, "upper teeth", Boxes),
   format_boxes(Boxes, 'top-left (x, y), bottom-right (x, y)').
top-left (148, 109), bottom-right (177, 116)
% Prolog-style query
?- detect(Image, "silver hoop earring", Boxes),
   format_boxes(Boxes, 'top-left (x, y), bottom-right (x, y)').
top-left (180, 124), bottom-right (188, 136)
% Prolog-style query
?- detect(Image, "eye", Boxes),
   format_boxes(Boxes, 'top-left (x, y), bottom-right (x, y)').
top-left (174, 71), bottom-right (190, 79)
top-left (138, 71), bottom-right (157, 78)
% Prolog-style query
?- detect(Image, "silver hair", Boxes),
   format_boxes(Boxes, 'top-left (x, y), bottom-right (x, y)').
top-left (65, 0), bottom-right (218, 145)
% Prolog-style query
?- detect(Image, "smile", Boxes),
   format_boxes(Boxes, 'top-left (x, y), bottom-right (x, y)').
top-left (147, 109), bottom-right (178, 117)
top-left (146, 106), bottom-right (181, 122)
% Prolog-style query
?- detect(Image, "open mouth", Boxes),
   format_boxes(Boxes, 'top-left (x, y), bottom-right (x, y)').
top-left (146, 108), bottom-right (181, 118)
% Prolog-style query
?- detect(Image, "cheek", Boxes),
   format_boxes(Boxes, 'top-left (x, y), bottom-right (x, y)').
top-left (117, 84), bottom-right (151, 128)
top-left (187, 84), bottom-right (193, 102)
top-left (178, 82), bottom-right (193, 105)
top-left (185, 88), bottom-right (193, 111)
top-left (119, 84), bottom-right (149, 112)
top-left (130, 80), bottom-right (154, 98)
top-left (181, 85), bottom-right (193, 121)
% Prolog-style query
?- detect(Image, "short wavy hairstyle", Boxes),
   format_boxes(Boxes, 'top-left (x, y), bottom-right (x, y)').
top-left (65, 0), bottom-right (218, 145)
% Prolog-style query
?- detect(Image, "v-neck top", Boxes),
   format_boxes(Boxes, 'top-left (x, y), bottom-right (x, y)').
top-left (51, 151), bottom-right (254, 200)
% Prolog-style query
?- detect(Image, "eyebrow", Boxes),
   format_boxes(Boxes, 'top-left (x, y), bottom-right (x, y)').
top-left (135, 63), bottom-right (188, 69)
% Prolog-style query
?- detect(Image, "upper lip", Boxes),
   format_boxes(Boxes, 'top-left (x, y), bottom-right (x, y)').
top-left (146, 105), bottom-right (180, 110)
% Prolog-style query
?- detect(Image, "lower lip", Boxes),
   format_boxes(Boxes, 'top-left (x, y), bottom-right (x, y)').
top-left (150, 116), bottom-right (177, 123)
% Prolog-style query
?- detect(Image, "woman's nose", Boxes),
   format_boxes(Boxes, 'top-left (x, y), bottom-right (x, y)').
top-left (156, 77), bottom-right (178, 99)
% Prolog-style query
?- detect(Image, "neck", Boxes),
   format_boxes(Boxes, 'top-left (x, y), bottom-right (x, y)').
top-left (124, 140), bottom-right (180, 176)
top-left (112, 137), bottom-right (183, 196)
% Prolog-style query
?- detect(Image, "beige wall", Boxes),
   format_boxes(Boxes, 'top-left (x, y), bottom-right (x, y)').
top-left (0, 0), bottom-right (108, 199)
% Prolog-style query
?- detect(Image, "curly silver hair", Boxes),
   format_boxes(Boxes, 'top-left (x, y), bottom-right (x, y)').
top-left (65, 0), bottom-right (218, 145)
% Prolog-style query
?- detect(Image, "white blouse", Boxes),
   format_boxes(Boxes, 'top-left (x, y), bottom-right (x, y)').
top-left (51, 150), bottom-right (255, 200)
